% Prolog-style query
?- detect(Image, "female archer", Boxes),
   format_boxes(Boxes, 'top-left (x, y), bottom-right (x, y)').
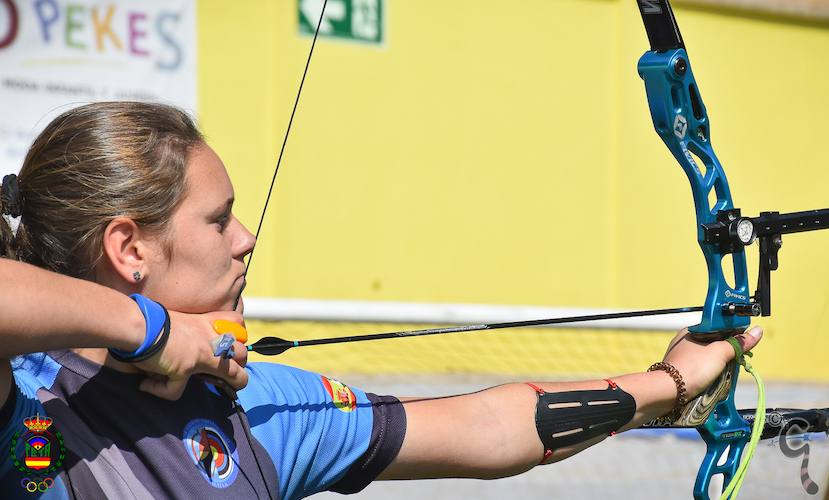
top-left (0, 102), bottom-right (762, 499)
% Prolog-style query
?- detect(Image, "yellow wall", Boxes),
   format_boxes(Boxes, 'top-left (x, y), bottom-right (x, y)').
top-left (198, 1), bottom-right (829, 381)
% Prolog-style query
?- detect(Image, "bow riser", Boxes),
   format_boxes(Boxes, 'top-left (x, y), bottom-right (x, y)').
top-left (638, 49), bottom-right (751, 338)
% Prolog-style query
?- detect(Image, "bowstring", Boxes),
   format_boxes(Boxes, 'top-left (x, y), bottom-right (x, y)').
top-left (234, 0), bottom-right (329, 310)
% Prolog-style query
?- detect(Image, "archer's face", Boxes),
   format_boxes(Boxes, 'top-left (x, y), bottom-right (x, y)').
top-left (141, 143), bottom-right (255, 313)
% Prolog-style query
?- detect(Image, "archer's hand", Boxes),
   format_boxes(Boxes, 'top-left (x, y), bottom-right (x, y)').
top-left (134, 311), bottom-right (249, 400)
top-left (661, 326), bottom-right (763, 399)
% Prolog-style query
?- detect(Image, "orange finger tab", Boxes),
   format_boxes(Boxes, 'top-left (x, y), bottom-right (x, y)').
top-left (212, 319), bottom-right (248, 343)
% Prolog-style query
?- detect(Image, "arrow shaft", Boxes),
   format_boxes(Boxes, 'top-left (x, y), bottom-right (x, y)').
top-left (247, 305), bottom-right (703, 355)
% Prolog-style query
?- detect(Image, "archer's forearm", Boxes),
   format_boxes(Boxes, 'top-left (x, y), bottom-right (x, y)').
top-left (381, 373), bottom-right (678, 479)
top-left (0, 259), bottom-right (144, 357)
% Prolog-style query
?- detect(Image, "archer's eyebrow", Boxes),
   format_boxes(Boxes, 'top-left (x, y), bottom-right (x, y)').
top-left (210, 198), bottom-right (234, 218)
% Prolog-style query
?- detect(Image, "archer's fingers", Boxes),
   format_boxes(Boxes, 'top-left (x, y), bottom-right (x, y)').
top-left (212, 339), bottom-right (249, 366)
top-left (203, 355), bottom-right (249, 391)
top-left (735, 326), bottom-right (763, 353)
top-left (231, 340), bottom-right (248, 367)
top-left (713, 326), bottom-right (763, 362)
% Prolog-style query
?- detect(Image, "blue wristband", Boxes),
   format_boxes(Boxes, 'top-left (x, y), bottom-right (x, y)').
top-left (110, 294), bottom-right (168, 359)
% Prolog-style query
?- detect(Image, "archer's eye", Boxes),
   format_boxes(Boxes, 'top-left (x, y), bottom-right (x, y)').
top-left (214, 215), bottom-right (230, 231)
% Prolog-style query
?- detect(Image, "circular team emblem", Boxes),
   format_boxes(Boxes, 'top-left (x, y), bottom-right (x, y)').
top-left (321, 376), bottom-right (357, 412)
top-left (181, 419), bottom-right (238, 488)
top-left (8, 413), bottom-right (65, 490)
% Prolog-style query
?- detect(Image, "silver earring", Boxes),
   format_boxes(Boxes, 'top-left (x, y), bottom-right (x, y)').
top-left (133, 271), bottom-right (142, 282)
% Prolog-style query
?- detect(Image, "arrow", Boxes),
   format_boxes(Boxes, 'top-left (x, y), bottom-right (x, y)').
top-left (239, 305), bottom-right (704, 356)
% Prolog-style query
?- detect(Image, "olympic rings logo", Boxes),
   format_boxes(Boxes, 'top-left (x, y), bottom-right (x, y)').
top-left (20, 477), bottom-right (54, 493)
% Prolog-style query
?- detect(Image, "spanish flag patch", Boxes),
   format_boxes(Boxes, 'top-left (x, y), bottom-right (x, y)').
top-left (321, 376), bottom-right (357, 412)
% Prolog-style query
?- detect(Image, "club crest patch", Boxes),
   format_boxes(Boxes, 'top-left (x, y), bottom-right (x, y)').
top-left (321, 376), bottom-right (357, 412)
top-left (182, 419), bottom-right (239, 488)
top-left (8, 413), bottom-right (65, 493)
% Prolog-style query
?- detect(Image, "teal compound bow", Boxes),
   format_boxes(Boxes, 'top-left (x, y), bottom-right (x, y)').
top-left (221, 1), bottom-right (829, 499)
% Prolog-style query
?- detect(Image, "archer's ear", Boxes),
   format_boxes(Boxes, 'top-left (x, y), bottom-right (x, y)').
top-left (101, 217), bottom-right (152, 284)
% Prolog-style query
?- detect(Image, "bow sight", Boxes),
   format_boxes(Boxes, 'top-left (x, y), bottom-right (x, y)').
top-left (703, 208), bottom-right (829, 317)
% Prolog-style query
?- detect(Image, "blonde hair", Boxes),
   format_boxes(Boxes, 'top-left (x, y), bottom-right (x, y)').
top-left (0, 101), bottom-right (203, 279)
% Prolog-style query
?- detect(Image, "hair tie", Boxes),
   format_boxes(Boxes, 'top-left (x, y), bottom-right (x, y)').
top-left (1, 174), bottom-right (23, 217)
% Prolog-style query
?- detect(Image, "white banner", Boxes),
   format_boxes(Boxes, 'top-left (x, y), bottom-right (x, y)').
top-left (0, 0), bottom-right (197, 176)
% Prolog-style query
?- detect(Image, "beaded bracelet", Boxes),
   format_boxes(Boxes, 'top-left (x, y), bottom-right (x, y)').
top-left (648, 361), bottom-right (687, 423)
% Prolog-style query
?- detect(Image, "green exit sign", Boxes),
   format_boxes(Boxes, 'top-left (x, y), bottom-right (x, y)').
top-left (298, 0), bottom-right (384, 45)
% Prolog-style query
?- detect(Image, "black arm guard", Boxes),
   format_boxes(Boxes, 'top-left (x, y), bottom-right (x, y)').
top-left (531, 381), bottom-right (636, 453)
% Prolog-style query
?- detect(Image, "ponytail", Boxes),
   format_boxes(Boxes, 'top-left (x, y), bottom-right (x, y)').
top-left (0, 173), bottom-right (21, 259)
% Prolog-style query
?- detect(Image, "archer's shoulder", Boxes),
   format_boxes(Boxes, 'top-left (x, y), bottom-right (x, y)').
top-left (241, 362), bottom-right (332, 402)
top-left (240, 362), bottom-right (366, 410)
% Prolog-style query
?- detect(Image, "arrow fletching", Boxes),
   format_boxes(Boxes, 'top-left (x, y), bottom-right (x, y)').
top-left (248, 337), bottom-right (295, 356)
